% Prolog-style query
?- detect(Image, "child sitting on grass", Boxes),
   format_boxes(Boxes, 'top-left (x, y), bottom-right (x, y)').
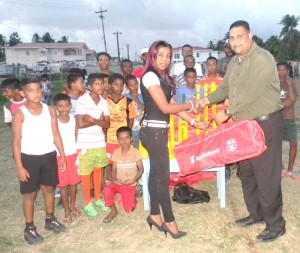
top-left (1, 78), bottom-right (27, 127)
top-left (53, 93), bottom-right (81, 223)
top-left (103, 126), bottom-right (144, 223)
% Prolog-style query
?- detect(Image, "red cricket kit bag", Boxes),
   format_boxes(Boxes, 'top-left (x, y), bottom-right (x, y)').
top-left (173, 120), bottom-right (267, 176)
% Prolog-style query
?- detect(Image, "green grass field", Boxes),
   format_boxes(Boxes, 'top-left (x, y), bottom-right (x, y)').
top-left (0, 78), bottom-right (299, 252)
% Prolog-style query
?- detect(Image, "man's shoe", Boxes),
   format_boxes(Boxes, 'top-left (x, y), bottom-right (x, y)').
top-left (24, 225), bottom-right (44, 244)
top-left (45, 216), bottom-right (66, 233)
top-left (235, 216), bottom-right (264, 227)
top-left (256, 228), bottom-right (286, 242)
top-left (94, 198), bottom-right (110, 212)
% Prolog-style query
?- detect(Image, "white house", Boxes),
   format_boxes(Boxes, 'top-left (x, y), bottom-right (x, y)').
top-left (5, 42), bottom-right (95, 66)
top-left (172, 46), bottom-right (225, 63)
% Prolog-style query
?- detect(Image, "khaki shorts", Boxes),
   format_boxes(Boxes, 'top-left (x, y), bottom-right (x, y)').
top-left (78, 147), bottom-right (108, 176)
top-left (283, 119), bottom-right (297, 141)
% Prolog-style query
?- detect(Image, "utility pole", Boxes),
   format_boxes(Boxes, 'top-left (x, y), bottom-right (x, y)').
top-left (126, 44), bottom-right (130, 59)
top-left (113, 31), bottom-right (122, 64)
top-left (95, 7), bottom-right (107, 52)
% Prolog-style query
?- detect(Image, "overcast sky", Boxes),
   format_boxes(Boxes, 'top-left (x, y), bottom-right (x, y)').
top-left (0, 0), bottom-right (299, 60)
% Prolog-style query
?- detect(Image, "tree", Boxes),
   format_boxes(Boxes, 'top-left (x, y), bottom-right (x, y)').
top-left (57, 35), bottom-right (68, 43)
top-left (264, 35), bottom-right (281, 59)
top-left (223, 32), bottom-right (229, 41)
top-left (252, 35), bottom-right (264, 47)
top-left (279, 14), bottom-right (300, 60)
top-left (32, 33), bottom-right (41, 43)
top-left (8, 32), bottom-right (22, 46)
top-left (41, 32), bottom-right (55, 43)
top-left (207, 41), bottom-right (215, 50)
top-left (215, 40), bottom-right (225, 51)
top-left (0, 34), bottom-right (7, 61)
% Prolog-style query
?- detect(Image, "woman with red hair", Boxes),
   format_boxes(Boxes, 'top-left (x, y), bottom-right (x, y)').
top-left (140, 40), bottom-right (206, 239)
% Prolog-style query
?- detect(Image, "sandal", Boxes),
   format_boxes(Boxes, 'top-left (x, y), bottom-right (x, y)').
top-left (63, 215), bottom-right (72, 223)
top-left (71, 210), bottom-right (81, 217)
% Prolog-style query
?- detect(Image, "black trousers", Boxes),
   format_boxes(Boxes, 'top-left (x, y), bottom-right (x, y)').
top-left (140, 127), bottom-right (175, 222)
top-left (239, 111), bottom-right (285, 232)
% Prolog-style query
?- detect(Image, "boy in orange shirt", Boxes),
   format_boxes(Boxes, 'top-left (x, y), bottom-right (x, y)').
top-left (106, 73), bottom-right (138, 180)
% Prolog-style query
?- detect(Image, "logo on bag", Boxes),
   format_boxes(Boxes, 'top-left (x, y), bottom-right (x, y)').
top-left (226, 139), bottom-right (237, 151)
top-left (190, 148), bottom-right (220, 164)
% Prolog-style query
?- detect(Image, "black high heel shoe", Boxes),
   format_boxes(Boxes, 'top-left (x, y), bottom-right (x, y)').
top-left (146, 215), bottom-right (164, 232)
top-left (162, 222), bottom-right (187, 239)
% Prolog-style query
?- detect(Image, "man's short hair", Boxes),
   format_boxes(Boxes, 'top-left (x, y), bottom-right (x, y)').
top-left (229, 20), bottom-right (250, 32)
top-left (67, 73), bottom-right (83, 88)
top-left (184, 55), bottom-right (195, 63)
top-left (120, 59), bottom-right (133, 67)
top-left (206, 56), bottom-right (218, 64)
top-left (277, 61), bottom-right (290, 69)
top-left (1, 78), bottom-right (21, 90)
top-left (182, 44), bottom-right (193, 50)
top-left (20, 78), bottom-right (40, 89)
top-left (184, 67), bottom-right (196, 77)
top-left (97, 52), bottom-right (111, 61)
top-left (53, 93), bottom-right (71, 105)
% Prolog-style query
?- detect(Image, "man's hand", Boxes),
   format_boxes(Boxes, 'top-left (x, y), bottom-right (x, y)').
top-left (194, 121), bottom-right (209, 130)
top-left (214, 110), bottom-right (230, 125)
top-left (196, 97), bottom-right (210, 112)
top-left (17, 168), bottom-right (30, 182)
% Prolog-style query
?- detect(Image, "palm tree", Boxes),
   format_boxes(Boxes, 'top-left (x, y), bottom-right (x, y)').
top-left (252, 35), bottom-right (264, 47)
top-left (207, 40), bottom-right (215, 50)
top-left (264, 35), bottom-right (281, 59)
top-left (279, 14), bottom-right (300, 60)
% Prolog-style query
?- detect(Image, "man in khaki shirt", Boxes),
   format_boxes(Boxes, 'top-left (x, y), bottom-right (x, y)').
top-left (199, 20), bottom-right (285, 243)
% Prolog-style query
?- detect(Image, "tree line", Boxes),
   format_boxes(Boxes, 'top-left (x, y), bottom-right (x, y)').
top-left (207, 14), bottom-right (300, 61)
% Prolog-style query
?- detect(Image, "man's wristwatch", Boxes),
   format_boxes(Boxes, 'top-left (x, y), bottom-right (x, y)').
top-left (224, 108), bottom-right (231, 117)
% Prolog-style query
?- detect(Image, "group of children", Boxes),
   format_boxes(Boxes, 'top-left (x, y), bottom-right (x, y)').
top-left (1, 54), bottom-right (298, 244)
top-left (1, 71), bottom-right (145, 244)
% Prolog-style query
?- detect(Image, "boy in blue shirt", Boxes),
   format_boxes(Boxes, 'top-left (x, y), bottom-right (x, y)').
top-left (176, 68), bottom-right (197, 104)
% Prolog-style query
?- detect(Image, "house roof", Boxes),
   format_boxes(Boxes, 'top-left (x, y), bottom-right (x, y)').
top-left (173, 46), bottom-right (212, 51)
top-left (8, 42), bottom-right (90, 50)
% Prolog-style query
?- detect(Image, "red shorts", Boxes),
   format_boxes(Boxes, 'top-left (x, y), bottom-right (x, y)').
top-left (57, 153), bottom-right (81, 187)
top-left (106, 143), bottom-right (120, 164)
top-left (103, 183), bottom-right (136, 212)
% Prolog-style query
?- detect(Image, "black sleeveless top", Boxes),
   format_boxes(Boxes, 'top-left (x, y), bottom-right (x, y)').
top-left (140, 72), bottom-right (173, 123)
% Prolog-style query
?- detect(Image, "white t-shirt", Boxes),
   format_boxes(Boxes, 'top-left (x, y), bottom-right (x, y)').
top-left (56, 115), bottom-right (77, 156)
top-left (76, 93), bottom-right (109, 149)
top-left (20, 103), bottom-right (55, 155)
top-left (142, 71), bottom-right (160, 89)
top-left (170, 62), bottom-right (203, 78)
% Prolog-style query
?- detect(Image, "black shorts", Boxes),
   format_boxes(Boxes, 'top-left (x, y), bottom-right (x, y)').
top-left (20, 151), bottom-right (58, 194)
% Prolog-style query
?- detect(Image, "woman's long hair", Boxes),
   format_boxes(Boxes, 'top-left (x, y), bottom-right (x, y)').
top-left (143, 40), bottom-right (173, 86)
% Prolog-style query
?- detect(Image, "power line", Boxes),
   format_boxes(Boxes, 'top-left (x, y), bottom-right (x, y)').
top-left (113, 31), bottom-right (122, 64)
top-left (95, 7), bottom-right (107, 53)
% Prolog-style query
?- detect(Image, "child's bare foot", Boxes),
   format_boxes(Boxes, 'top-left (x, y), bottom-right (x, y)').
top-left (103, 210), bottom-right (118, 223)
